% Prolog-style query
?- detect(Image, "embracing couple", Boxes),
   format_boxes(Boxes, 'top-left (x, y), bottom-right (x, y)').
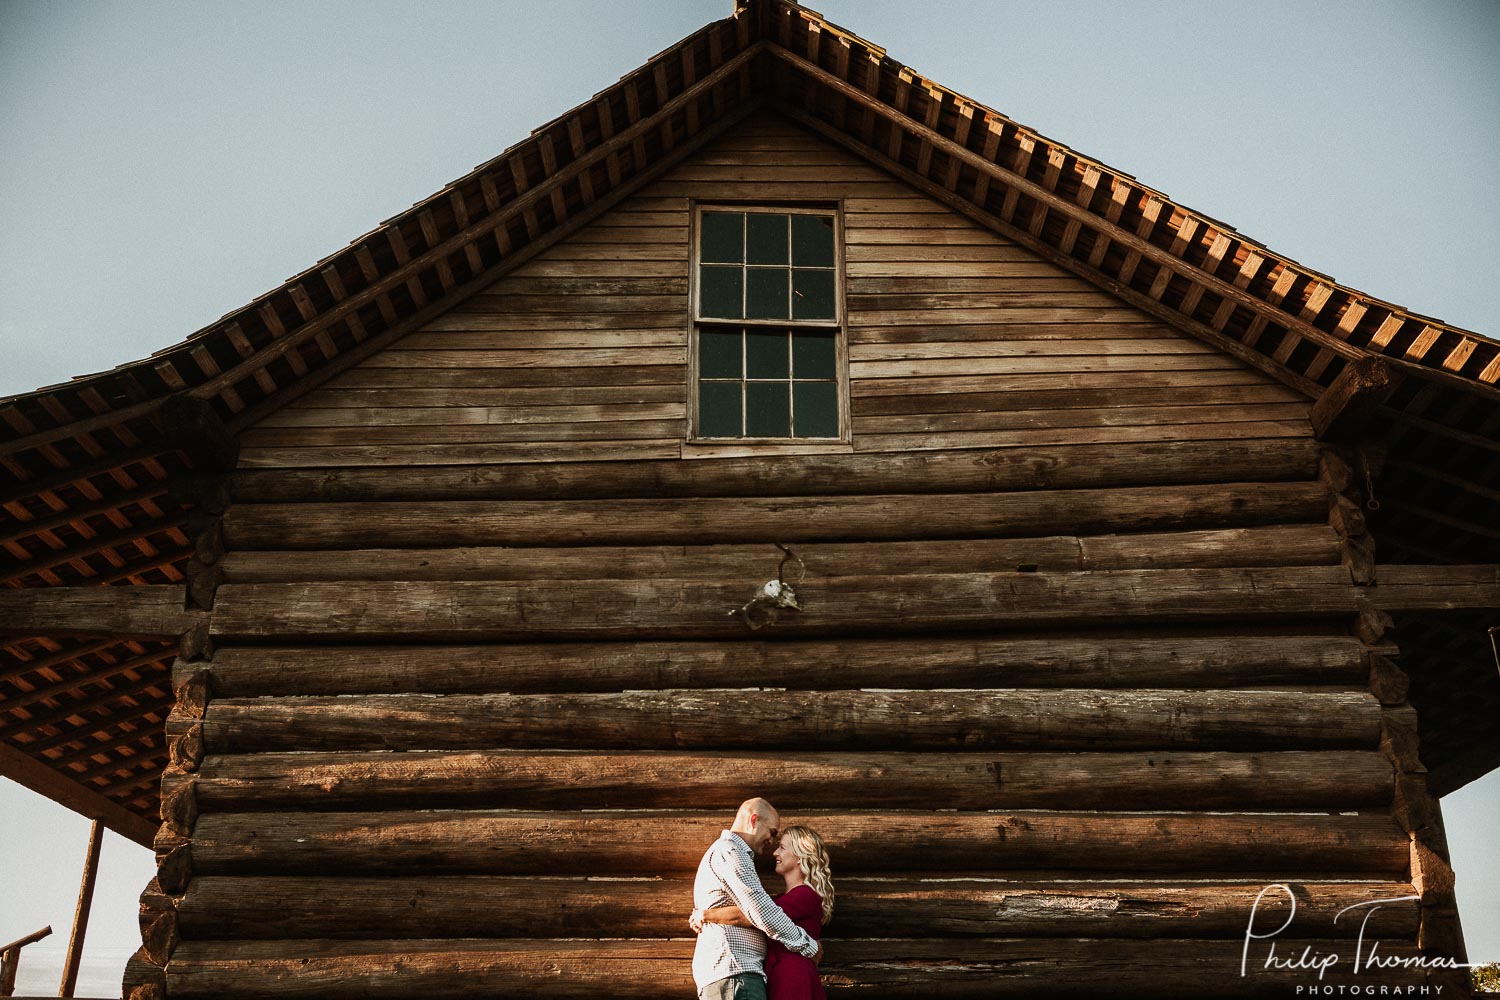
top-left (689, 797), bottom-right (834, 1000)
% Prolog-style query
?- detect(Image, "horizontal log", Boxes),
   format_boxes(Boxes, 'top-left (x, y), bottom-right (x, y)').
top-left (179, 689), bottom-right (1382, 754)
top-left (207, 567), bottom-right (1344, 641)
top-left (227, 438), bottom-right (1320, 502)
top-left (255, 400), bottom-right (685, 427)
top-left (848, 421), bottom-right (1313, 455)
top-left (209, 565), bottom-right (1495, 640)
top-left (175, 876), bottom-right (1418, 940)
top-left (177, 749), bottom-right (1394, 811)
top-left (160, 936), bottom-right (1427, 998)
top-left (202, 632), bottom-right (1371, 696)
top-left (1366, 563), bottom-right (1500, 610)
top-left (0, 585), bottom-right (202, 638)
top-left (236, 440), bottom-right (683, 469)
top-left (219, 524), bottom-right (1341, 583)
top-left (852, 403), bottom-right (1309, 435)
top-left (850, 383), bottom-right (1301, 415)
top-left (219, 482), bottom-right (1328, 550)
top-left (237, 418), bottom-right (684, 447)
top-left (183, 810), bottom-right (1410, 877)
top-left (850, 369), bottom-right (1281, 397)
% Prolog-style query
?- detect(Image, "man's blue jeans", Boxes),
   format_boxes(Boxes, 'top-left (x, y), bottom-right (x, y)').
top-left (700, 972), bottom-right (768, 1000)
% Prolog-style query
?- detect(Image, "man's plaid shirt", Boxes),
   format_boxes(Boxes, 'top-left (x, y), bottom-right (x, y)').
top-left (691, 830), bottom-right (819, 990)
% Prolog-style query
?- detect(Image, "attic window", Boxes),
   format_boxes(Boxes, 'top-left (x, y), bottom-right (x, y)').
top-left (690, 207), bottom-right (846, 440)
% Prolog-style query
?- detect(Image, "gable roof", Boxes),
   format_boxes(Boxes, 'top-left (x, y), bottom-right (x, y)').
top-left (3, 0), bottom-right (1498, 843)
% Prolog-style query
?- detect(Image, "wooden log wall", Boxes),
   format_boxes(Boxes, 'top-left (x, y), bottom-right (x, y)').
top-left (135, 114), bottom-right (1464, 996)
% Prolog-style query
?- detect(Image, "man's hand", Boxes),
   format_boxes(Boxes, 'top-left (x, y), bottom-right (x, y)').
top-left (688, 909), bottom-right (706, 934)
top-left (812, 942), bottom-right (824, 967)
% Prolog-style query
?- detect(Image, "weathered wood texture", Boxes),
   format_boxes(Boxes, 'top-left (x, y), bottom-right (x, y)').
top-left (177, 688), bottom-right (1383, 754)
top-left (159, 936), bottom-right (1428, 999)
top-left (230, 438), bottom-right (1321, 501)
top-left (207, 565), bottom-right (1498, 640)
top-left (174, 876), bottom-right (1417, 940)
top-left (199, 633), bottom-right (1371, 696)
top-left (151, 117), bottom-right (1461, 998)
top-left (0, 585), bottom-right (200, 638)
top-left (175, 749), bottom-right (1393, 811)
top-left (180, 810), bottom-right (1409, 877)
top-left (236, 117), bottom-right (1307, 468)
top-left (220, 523), bottom-right (1340, 582)
top-left (219, 482), bottom-right (1328, 549)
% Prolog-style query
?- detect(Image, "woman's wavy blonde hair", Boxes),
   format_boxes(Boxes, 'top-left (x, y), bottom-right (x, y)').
top-left (781, 825), bottom-right (835, 925)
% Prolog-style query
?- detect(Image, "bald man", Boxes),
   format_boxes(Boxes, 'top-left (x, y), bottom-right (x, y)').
top-left (689, 798), bottom-right (822, 1000)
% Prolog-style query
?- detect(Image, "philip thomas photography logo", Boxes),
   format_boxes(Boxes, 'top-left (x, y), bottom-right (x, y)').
top-left (1241, 884), bottom-right (1472, 995)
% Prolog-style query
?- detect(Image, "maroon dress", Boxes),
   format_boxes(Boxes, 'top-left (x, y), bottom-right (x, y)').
top-left (763, 884), bottom-right (826, 1000)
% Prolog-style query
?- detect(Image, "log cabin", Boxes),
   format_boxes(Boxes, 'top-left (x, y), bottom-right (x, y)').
top-left (2, 2), bottom-right (1497, 996)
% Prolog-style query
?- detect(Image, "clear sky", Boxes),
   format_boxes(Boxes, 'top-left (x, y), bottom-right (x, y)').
top-left (2, 0), bottom-right (1497, 991)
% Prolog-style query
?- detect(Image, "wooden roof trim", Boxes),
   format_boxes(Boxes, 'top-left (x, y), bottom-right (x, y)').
top-left (765, 2), bottom-right (1498, 396)
top-left (9, 672), bottom-right (171, 741)
top-left (0, 10), bottom-right (754, 445)
top-left (220, 100), bottom-right (765, 438)
top-left (0, 738), bottom-right (156, 847)
top-left (187, 42), bottom-right (763, 417)
top-left (0, 636), bottom-right (122, 685)
top-left (4, 0), bottom-right (1494, 456)
top-left (2, 646), bottom-right (173, 716)
top-left (773, 101), bottom-right (1321, 398)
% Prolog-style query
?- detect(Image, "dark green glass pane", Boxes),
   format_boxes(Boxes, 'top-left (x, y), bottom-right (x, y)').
top-left (791, 214), bottom-right (835, 267)
top-left (794, 381), bottom-right (839, 438)
top-left (791, 330), bottom-right (837, 380)
top-left (746, 329), bottom-right (789, 379)
top-left (746, 382), bottom-right (791, 437)
top-left (792, 268), bottom-right (836, 320)
top-left (700, 212), bottom-right (743, 263)
top-left (745, 268), bottom-right (789, 320)
top-left (698, 380), bottom-right (742, 437)
top-left (746, 213), bottom-right (789, 265)
top-left (700, 328), bottom-right (742, 379)
top-left (699, 265), bottom-right (743, 319)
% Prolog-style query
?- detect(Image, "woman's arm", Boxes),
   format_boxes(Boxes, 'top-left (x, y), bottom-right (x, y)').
top-left (702, 904), bottom-right (753, 928)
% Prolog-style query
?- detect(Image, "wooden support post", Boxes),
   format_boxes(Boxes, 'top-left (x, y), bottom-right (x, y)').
top-left (0, 926), bottom-right (52, 997)
top-left (1310, 356), bottom-right (1402, 441)
top-left (57, 820), bottom-right (104, 998)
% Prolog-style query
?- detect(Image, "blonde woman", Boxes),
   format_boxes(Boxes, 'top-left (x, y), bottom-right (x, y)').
top-left (694, 825), bottom-right (834, 1000)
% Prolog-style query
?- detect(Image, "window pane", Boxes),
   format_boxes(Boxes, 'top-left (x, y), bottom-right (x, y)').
top-left (791, 330), bottom-right (837, 380)
top-left (700, 328), bottom-right (742, 379)
top-left (792, 214), bottom-right (835, 267)
top-left (700, 265), bottom-right (743, 319)
top-left (746, 213), bottom-right (788, 265)
top-left (746, 382), bottom-right (791, 437)
top-left (746, 329), bottom-right (788, 379)
top-left (700, 212), bottom-right (743, 263)
top-left (792, 269), bottom-right (836, 320)
top-left (746, 268), bottom-right (789, 320)
top-left (794, 381), bottom-right (839, 438)
top-left (698, 380), bottom-right (742, 437)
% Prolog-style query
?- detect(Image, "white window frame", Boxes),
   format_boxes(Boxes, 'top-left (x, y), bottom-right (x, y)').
top-left (687, 203), bottom-right (850, 444)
